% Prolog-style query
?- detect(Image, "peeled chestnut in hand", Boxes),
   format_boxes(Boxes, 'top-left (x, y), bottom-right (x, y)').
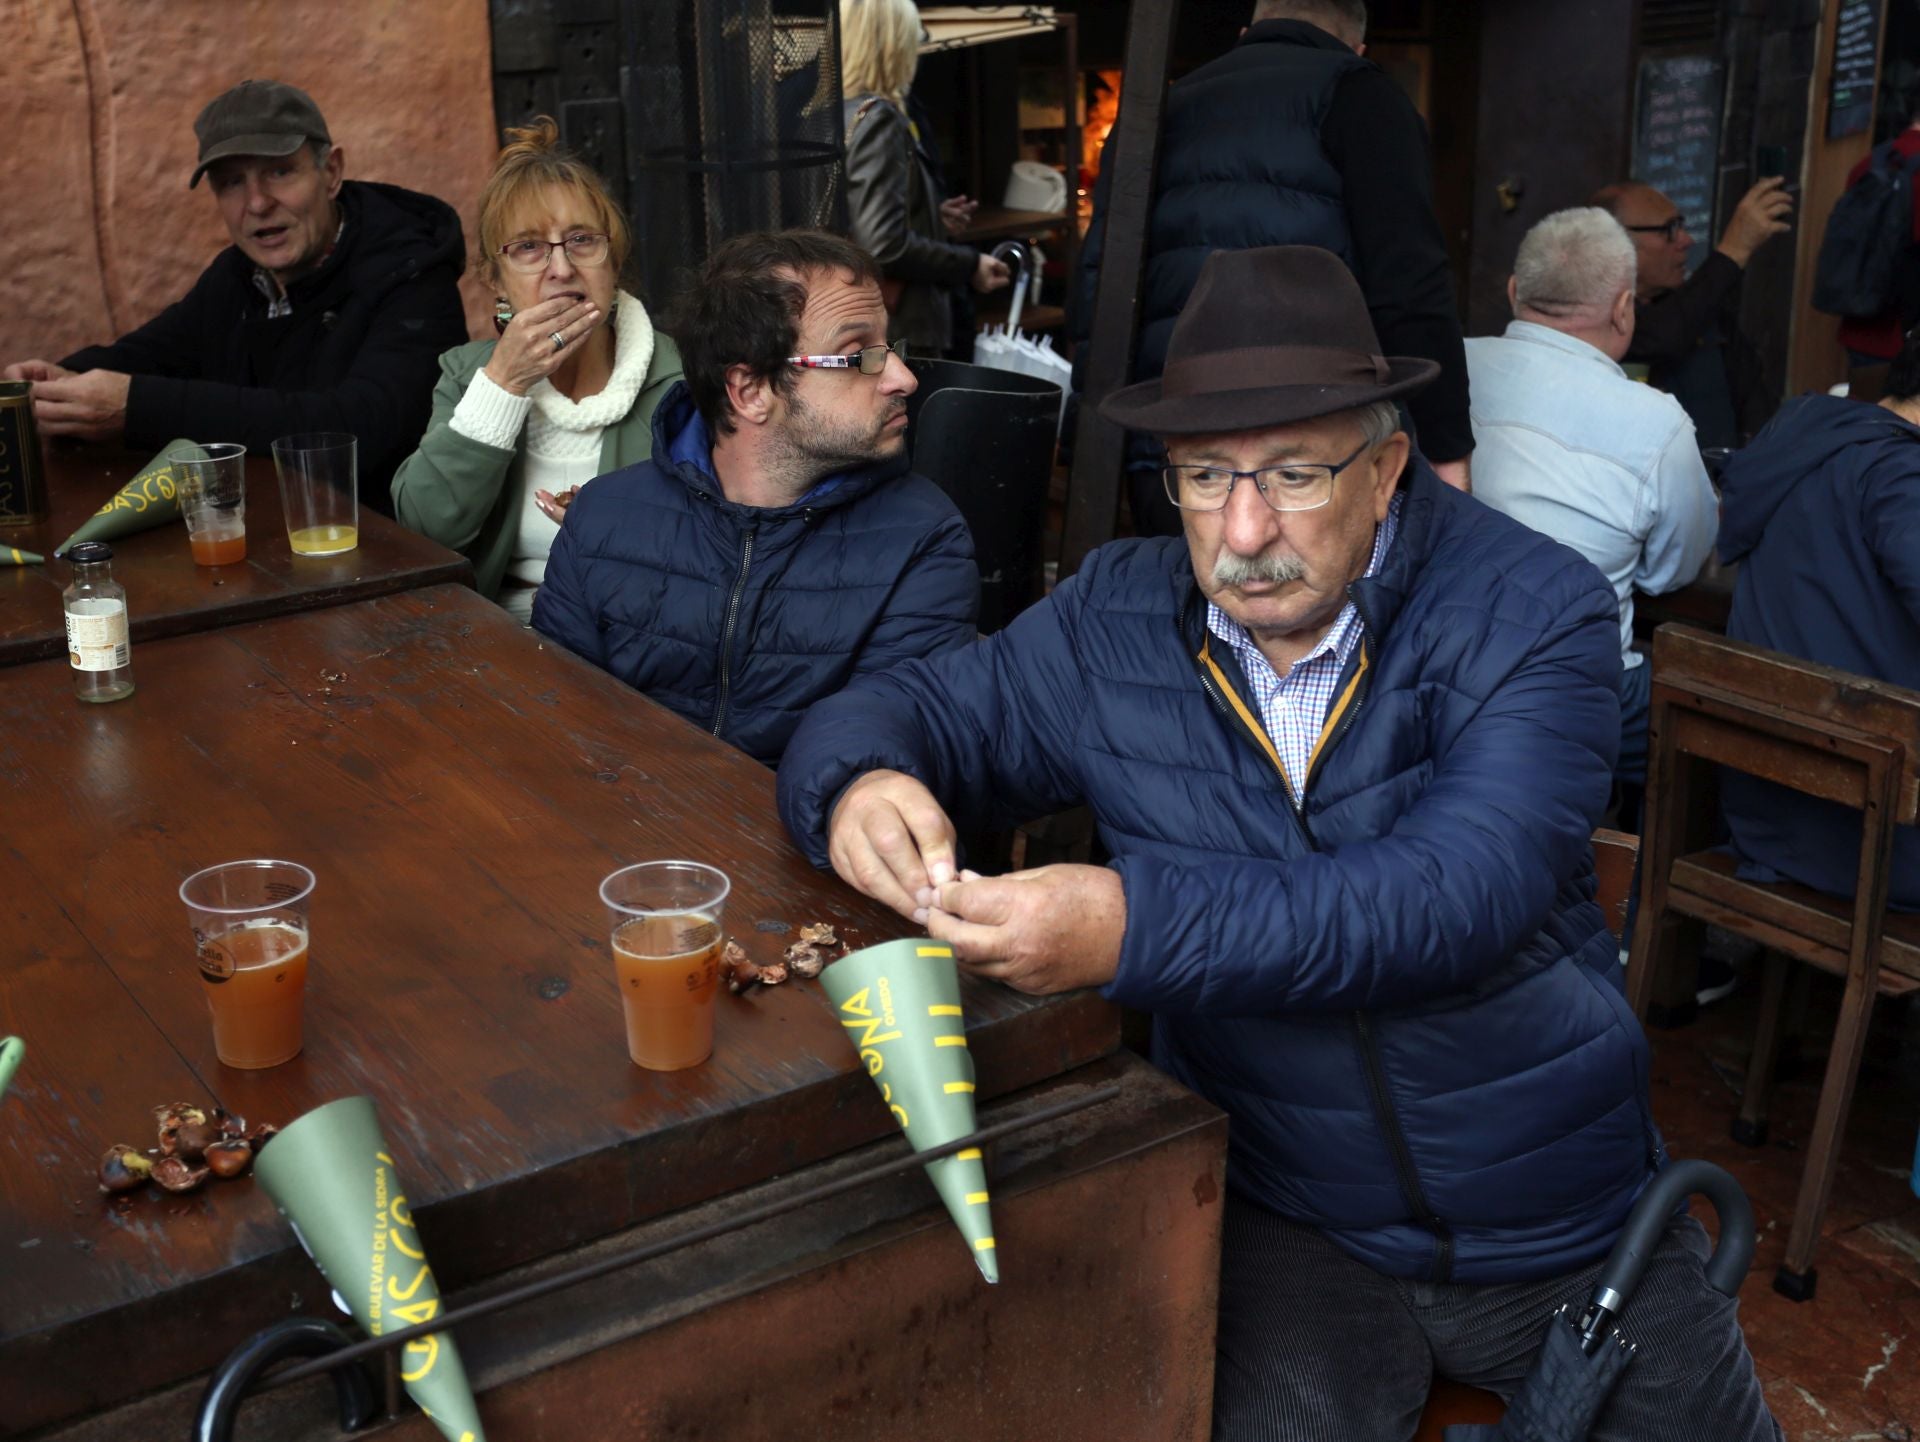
top-left (204, 1139), bottom-right (253, 1179)
top-left (98, 1144), bottom-right (154, 1193)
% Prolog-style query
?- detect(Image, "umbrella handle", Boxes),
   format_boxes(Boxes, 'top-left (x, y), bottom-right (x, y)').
top-left (194, 1317), bottom-right (378, 1442)
top-left (991, 240), bottom-right (1032, 334)
top-left (1577, 1158), bottom-right (1755, 1353)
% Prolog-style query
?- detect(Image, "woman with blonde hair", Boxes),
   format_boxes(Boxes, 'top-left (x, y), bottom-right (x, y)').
top-left (840, 0), bottom-right (1008, 355)
top-left (392, 118), bottom-right (683, 620)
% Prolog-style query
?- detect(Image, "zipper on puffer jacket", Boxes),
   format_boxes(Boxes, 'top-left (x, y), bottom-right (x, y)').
top-left (710, 524), bottom-right (757, 737)
top-left (1191, 586), bottom-right (1454, 1281)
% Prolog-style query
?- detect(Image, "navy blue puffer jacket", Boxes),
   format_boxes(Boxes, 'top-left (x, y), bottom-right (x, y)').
top-left (532, 385), bottom-right (979, 766)
top-left (781, 463), bottom-right (1663, 1284)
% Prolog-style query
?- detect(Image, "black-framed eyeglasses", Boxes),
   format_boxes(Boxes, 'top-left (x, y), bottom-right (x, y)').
top-left (1162, 439), bottom-right (1373, 514)
top-left (1623, 215), bottom-right (1688, 243)
top-left (497, 231), bottom-right (611, 272)
top-left (787, 341), bottom-right (910, 376)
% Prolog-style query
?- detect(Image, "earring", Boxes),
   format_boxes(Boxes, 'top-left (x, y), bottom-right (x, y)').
top-left (493, 299), bottom-right (514, 336)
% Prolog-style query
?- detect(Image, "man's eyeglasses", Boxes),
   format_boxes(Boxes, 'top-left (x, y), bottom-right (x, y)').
top-left (1623, 215), bottom-right (1688, 243)
top-left (1162, 439), bottom-right (1373, 514)
top-left (498, 232), bottom-right (611, 272)
top-left (787, 341), bottom-right (910, 376)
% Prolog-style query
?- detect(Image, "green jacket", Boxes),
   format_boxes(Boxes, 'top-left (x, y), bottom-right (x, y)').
top-left (390, 333), bottom-right (684, 598)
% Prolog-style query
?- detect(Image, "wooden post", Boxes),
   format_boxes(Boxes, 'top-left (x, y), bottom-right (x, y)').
top-left (1059, 0), bottom-right (1182, 580)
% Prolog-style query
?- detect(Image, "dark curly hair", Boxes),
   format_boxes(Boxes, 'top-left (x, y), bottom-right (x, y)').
top-left (668, 230), bottom-right (881, 437)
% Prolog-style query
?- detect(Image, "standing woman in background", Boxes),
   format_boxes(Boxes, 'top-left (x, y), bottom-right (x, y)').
top-left (840, 0), bottom-right (1009, 357)
top-left (391, 118), bottom-right (683, 622)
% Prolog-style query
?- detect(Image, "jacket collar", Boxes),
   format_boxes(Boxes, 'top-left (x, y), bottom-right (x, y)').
top-left (648, 382), bottom-right (911, 517)
top-left (1239, 18), bottom-right (1356, 54)
top-left (1501, 319), bottom-right (1626, 377)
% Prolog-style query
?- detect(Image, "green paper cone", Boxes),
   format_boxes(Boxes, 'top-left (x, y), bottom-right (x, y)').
top-left (254, 1097), bottom-right (486, 1442)
top-left (0, 1037), bottom-right (22, 1098)
top-left (2, 547), bottom-right (42, 565)
top-left (821, 939), bottom-right (999, 1283)
top-left (53, 440), bottom-right (206, 555)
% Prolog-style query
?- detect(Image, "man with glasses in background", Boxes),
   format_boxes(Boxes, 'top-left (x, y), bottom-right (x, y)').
top-left (1592, 174), bottom-right (1793, 450)
top-left (778, 245), bottom-right (1780, 1440)
top-left (3, 79), bottom-right (466, 511)
top-left (533, 229), bottom-right (977, 767)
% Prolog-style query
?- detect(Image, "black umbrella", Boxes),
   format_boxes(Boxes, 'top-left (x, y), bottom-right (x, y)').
top-left (1445, 1159), bottom-right (1757, 1442)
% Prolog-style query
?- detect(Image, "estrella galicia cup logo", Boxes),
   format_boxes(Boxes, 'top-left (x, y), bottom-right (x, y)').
top-left (255, 1096), bottom-right (487, 1442)
top-left (53, 439), bottom-right (205, 555)
top-left (820, 938), bottom-right (1000, 1283)
top-left (193, 929), bottom-right (236, 984)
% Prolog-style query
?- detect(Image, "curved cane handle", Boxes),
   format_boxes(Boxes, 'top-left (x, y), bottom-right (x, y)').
top-left (193, 1317), bottom-right (377, 1442)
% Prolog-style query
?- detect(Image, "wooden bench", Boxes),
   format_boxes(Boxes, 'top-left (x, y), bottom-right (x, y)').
top-left (1625, 624), bottom-right (1920, 1300)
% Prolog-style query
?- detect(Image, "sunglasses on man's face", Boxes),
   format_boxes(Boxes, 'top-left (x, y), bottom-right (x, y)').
top-left (1624, 215), bottom-right (1688, 243)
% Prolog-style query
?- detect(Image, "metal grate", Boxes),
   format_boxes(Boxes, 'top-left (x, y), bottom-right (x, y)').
top-left (1640, 0), bottom-right (1719, 49)
top-left (627, 0), bottom-right (849, 306)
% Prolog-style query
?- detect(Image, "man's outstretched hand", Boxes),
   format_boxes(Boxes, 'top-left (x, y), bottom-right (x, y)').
top-left (828, 768), bottom-right (960, 922)
top-left (930, 864), bottom-right (1125, 995)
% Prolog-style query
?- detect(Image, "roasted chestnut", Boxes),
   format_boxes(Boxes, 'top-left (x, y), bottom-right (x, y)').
top-left (151, 1156), bottom-right (211, 1193)
top-left (204, 1139), bottom-right (254, 1179)
top-left (98, 1144), bottom-right (154, 1193)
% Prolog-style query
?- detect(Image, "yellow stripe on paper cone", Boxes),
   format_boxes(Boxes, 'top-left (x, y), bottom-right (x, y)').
top-left (966, 1191), bottom-right (990, 1205)
top-left (974, 1237), bottom-right (996, 1251)
top-left (956, 1148), bottom-right (982, 1161)
top-left (928, 1004), bottom-right (963, 1016)
top-left (944, 1081), bottom-right (975, 1094)
top-left (935, 1035), bottom-right (968, 1047)
top-left (916, 945), bottom-right (953, 957)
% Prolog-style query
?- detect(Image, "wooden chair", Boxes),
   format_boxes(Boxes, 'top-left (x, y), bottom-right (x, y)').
top-left (1625, 624), bottom-right (1920, 1300)
top-left (1413, 828), bottom-right (1639, 1439)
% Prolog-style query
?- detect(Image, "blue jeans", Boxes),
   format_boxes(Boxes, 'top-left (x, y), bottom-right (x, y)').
top-left (1618, 660), bottom-right (1650, 788)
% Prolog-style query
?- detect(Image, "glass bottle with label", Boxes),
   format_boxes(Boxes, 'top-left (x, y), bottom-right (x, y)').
top-left (63, 541), bottom-right (134, 702)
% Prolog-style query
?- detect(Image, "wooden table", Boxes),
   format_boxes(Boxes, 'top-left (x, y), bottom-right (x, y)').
top-left (0, 446), bottom-right (470, 666)
top-left (0, 586), bottom-right (1207, 1438)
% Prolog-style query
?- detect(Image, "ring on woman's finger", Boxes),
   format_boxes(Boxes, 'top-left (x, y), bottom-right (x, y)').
top-left (550, 331), bottom-right (567, 352)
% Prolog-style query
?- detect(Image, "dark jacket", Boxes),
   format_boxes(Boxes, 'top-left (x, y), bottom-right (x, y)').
top-left (1717, 394), bottom-right (1920, 905)
top-left (1070, 19), bottom-right (1472, 532)
top-left (63, 180), bottom-right (468, 513)
top-left (1627, 252), bottom-right (1772, 449)
top-left (780, 464), bottom-right (1659, 1285)
top-left (531, 385), bottom-right (980, 767)
top-left (843, 94), bottom-right (976, 355)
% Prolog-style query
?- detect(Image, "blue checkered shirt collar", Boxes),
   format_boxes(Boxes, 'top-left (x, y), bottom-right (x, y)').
top-left (1205, 494), bottom-right (1400, 791)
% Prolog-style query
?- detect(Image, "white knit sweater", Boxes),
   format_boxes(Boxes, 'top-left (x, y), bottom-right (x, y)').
top-left (449, 290), bottom-right (655, 619)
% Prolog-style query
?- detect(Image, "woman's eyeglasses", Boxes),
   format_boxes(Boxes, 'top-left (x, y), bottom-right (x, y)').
top-left (497, 232), bottom-right (611, 272)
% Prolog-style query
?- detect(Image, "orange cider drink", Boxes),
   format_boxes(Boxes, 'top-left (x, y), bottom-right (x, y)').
top-left (600, 861), bottom-right (731, 1072)
top-left (199, 920), bottom-right (308, 1068)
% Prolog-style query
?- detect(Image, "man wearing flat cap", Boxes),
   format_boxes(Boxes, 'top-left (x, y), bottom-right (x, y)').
top-left (4, 80), bottom-right (466, 511)
top-left (778, 247), bottom-right (1779, 1438)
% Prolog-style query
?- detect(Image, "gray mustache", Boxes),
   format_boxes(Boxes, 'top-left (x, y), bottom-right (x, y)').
top-left (1213, 551), bottom-right (1306, 587)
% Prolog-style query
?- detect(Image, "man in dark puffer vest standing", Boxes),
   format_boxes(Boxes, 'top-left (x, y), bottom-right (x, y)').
top-left (780, 248), bottom-right (1778, 1440)
top-left (1070, 0), bottom-right (1473, 536)
top-left (534, 229), bottom-right (978, 767)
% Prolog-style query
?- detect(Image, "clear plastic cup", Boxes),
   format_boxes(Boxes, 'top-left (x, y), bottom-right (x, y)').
top-left (171, 443), bottom-right (248, 567)
top-left (179, 860), bottom-right (315, 1068)
top-left (271, 432), bottom-right (358, 556)
top-left (600, 862), bottom-right (730, 1071)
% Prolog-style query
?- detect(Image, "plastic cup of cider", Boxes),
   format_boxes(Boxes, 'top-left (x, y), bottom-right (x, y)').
top-left (171, 443), bottom-right (248, 567)
top-left (271, 432), bottom-right (358, 556)
top-left (599, 861), bottom-right (729, 1071)
top-left (178, 860), bottom-right (315, 1069)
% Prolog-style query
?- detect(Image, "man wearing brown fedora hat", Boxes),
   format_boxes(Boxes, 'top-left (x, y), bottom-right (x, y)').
top-left (778, 245), bottom-right (1777, 1440)
top-left (4, 79), bottom-right (466, 511)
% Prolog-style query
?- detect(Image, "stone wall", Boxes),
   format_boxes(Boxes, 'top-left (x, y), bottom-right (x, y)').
top-left (0, 0), bottom-right (499, 368)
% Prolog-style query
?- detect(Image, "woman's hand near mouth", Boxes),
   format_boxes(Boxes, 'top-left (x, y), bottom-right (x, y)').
top-left (484, 294), bottom-right (601, 396)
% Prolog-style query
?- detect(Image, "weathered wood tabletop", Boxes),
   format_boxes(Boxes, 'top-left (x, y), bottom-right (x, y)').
top-left (0, 584), bottom-right (1117, 1431)
top-left (0, 446), bottom-right (470, 667)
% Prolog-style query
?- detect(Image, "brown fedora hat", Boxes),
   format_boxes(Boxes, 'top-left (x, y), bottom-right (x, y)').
top-left (1100, 245), bottom-right (1439, 435)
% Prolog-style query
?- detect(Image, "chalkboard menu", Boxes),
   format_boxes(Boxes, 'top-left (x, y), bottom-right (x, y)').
top-left (1827, 0), bottom-right (1880, 141)
top-left (1632, 55), bottom-right (1725, 270)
